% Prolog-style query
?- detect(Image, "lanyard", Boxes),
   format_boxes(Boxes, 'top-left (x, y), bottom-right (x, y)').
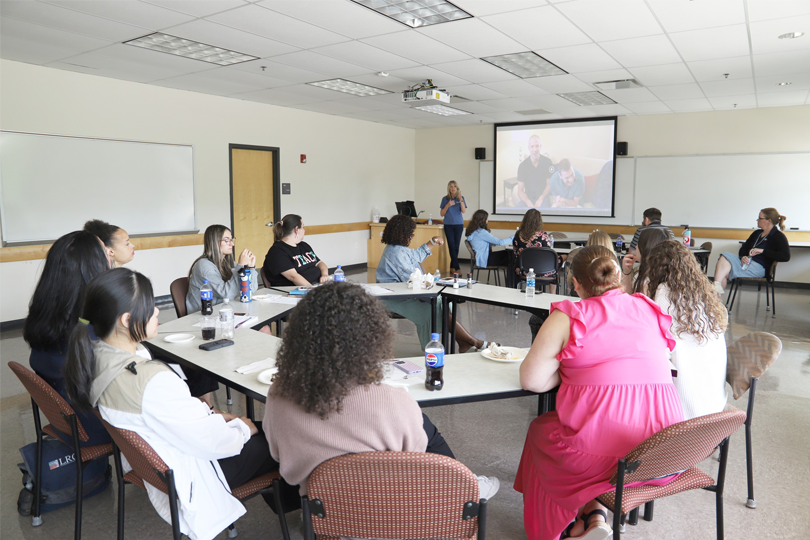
top-left (751, 232), bottom-right (767, 251)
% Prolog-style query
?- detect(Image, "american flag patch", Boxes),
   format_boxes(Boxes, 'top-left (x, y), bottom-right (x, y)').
top-left (49, 459), bottom-right (60, 470)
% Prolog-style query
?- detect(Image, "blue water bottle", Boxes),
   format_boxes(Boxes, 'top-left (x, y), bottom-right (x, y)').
top-left (334, 265), bottom-right (345, 282)
top-left (616, 235), bottom-right (623, 252)
top-left (239, 267), bottom-right (252, 303)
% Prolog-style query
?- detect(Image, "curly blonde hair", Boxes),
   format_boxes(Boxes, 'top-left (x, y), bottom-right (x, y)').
top-left (645, 240), bottom-right (727, 342)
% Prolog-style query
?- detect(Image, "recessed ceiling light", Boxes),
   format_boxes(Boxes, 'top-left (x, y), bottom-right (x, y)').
top-left (776, 82), bottom-right (792, 86)
top-left (124, 33), bottom-right (258, 65)
top-left (481, 51), bottom-right (567, 79)
top-left (351, 0), bottom-right (472, 28)
top-left (557, 91), bottom-right (617, 106)
top-left (594, 79), bottom-right (643, 90)
top-left (307, 79), bottom-right (393, 97)
top-left (778, 31), bottom-right (805, 39)
top-left (413, 104), bottom-right (470, 116)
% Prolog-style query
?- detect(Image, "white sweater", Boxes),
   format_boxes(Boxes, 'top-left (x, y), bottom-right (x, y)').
top-left (654, 286), bottom-right (728, 420)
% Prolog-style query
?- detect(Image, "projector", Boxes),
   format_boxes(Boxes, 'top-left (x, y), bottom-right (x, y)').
top-left (402, 79), bottom-right (451, 104)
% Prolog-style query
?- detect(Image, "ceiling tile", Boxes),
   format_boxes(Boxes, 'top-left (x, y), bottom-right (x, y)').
top-left (755, 72), bottom-right (810, 93)
top-left (257, 0), bottom-right (404, 39)
top-left (575, 68), bottom-right (635, 83)
top-left (537, 44), bottom-right (622, 73)
top-left (708, 95), bottom-right (757, 110)
top-left (334, 96), bottom-right (408, 112)
top-left (699, 78), bottom-right (755, 97)
top-left (687, 56), bottom-right (752, 82)
top-left (361, 31), bottom-right (471, 65)
top-left (271, 51), bottom-right (372, 78)
top-left (474, 111), bottom-right (526, 122)
top-left (0, 35), bottom-right (81, 64)
top-left (442, 84), bottom-right (508, 101)
top-left (749, 15), bottom-right (810, 55)
top-left (46, 51), bottom-right (186, 82)
top-left (270, 83), bottom-right (361, 100)
top-left (154, 72), bottom-right (269, 95)
top-left (1, 16), bottom-right (112, 53)
top-left (43, 0), bottom-right (194, 29)
top-left (669, 24), bottom-right (750, 62)
top-left (235, 87), bottom-right (325, 105)
top-left (630, 63), bottom-right (695, 86)
top-left (600, 35), bottom-right (682, 68)
top-left (664, 97), bottom-right (713, 111)
top-left (166, 19), bottom-right (300, 59)
top-left (229, 59), bottom-right (327, 83)
top-left (522, 94), bottom-right (585, 112)
top-left (311, 41), bottom-right (418, 72)
top-left (417, 18), bottom-right (525, 58)
top-left (752, 50), bottom-right (810, 78)
top-left (584, 104), bottom-right (633, 116)
top-left (142, 0), bottom-right (248, 18)
top-left (450, 101), bottom-right (500, 114)
top-left (339, 73), bottom-right (413, 93)
top-left (289, 100), bottom-right (371, 116)
top-left (88, 43), bottom-right (221, 74)
top-left (756, 91), bottom-right (809, 107)
top-left (206, 3), bottom-right (350, 49)
top-left (449, 0), bottom-right (546, 17)
top-left (647, 0), bottom-right (746, 33)
top-left (525, 74), bottom-right (593, 93)
top-left (195, 65), bottom-right (296, 89)
top-left (421, 60), bottom-right (514, 84)
top-left (478, 97), bottom-right (542, 111)
top-left (481, 79), bottom-right (550, 97)
top-left (1, 1), bottom-right (148, 41)
top-left (624, 101), bottom-right (672, 114)
top-left (555, 0), bottom-right (663, 42)
top-left (599, 87), bottom-right (660, 103)
top-left (481, 6), bottom-right (591, 50)
top-left (649, 83), bottom-right (705, 100)
top-left (747, 0), bottom-right (810, 22)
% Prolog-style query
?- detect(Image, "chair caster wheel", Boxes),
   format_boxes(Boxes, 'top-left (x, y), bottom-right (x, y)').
top-left (746, 499), bottom-right (757, 509)
top-left (227, 399), bottom-right (233, 406)
top-left (228, 525), bottom-right (238, 538)
top-left (32, 516), bottom-right (43, 527)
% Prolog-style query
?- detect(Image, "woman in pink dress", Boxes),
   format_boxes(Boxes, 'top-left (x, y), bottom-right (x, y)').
top-left (515, 245), bottom-right (683, 540)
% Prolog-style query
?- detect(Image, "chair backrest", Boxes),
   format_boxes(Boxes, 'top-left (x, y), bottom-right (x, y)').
top-left (98, 416), bottom-right (172, 496)
top-left (464, 240), bottom-right (478, 270)
top-left (611, 410), bottom-right (746, 486)
top-left (608, 232), bottom-right (621, 240)
top-left (306, 451), bottom-right (481, 540)
top-left (726, 332), bottom-right (781, 400)
top-left (260, 267), bottom-right (269, 288)
top-left (8, 361), bottom-right (89, 442)
top-left (547, 231), bottom-right (567, 239)
top-left (169, 277), bottom-right (189, 318)
top-left (519, 247), bottom-right (558, 276)
top-left (700, 241), bottom-right (713, 252)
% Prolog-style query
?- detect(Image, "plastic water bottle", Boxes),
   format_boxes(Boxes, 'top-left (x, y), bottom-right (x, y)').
top-left (683, 225), bottom-right (691, 247)
top-left (218, 299), bottom-right (234, 339)
top-left (334, 265), bottom-right (345, 282)
top-left (200, 280), bottom-right (213, 315)
top-left (526, 268), bottom-right (536, 299)
top-left (428, 214), bottom-right (433, 225)
top-left (239, 267), bottom-right (252, 303)
top-left (424, 333), bottom-right (444, 392)
top-left (549, 235), bottom-right (554, 249)
top-left (434, 269), bottom-right (441, 282)
top-left (741, 261), bottom-right (750, 271)
top-left (616, 235), bottom-right (623, 252)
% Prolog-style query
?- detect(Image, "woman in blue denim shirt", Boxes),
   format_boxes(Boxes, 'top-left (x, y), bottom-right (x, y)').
top-left (377, 215), bottom-right (491, 352)
top-left (439, 181), bottom-right (467, 273)
top-left (466, 210), bottom-right (514, 268)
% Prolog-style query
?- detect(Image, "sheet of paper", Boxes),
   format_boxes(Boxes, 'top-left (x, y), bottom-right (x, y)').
top-left (359, 284), bottom-right (395, 295)
top-left (193, 314), bottom-right (255, 328)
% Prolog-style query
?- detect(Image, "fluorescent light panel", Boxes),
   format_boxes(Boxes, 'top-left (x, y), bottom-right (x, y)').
top-left (481, 51), bottom-right (567, 79)
top-left (557, 91), bottom-right (617, 106)
top-left (414, 104), bottom-right (470, 116)
top-left (124, 33), bottom-right (258, 65)
top-left (351, 0), bottom-right (472, 28)
top-left (307, 79), bottom-right (393, 96)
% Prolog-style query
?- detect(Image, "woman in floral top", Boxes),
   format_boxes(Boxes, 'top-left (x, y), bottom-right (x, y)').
top-left (513, 209), bottom-right (557, 293)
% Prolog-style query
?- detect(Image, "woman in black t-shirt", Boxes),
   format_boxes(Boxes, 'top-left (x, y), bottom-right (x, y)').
top-left (263, 214), bottom-right (329, 287)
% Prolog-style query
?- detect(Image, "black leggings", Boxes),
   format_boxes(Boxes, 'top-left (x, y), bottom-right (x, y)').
top-left (423, 413), bottom-right (454, 459)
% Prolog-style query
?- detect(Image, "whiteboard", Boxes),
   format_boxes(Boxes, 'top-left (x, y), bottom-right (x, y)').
top-left (0, 131), bottom-right (196, 244)
top-left (633, 153), bottom-right (809, 230)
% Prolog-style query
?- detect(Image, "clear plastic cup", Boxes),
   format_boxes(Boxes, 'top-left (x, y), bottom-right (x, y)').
top-left (200, 316), bottom-right (216, 341)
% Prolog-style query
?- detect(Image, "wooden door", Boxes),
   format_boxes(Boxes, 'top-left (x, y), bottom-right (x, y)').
top-left (229, 145), bottom-right (279, 272)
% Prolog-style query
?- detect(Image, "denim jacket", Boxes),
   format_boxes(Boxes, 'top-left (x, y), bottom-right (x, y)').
top-left (376, 243), bottom-right (432, 283)
top-left (467, 228), bottom-right (514, 268)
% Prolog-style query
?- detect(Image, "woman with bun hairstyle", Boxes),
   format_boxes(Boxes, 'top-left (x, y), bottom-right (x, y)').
top-left (643, 241), bottom-right (728, 419)
top-left (439, 181), bottom-right (467, 273)
top-left (84, 218), bottom-right (136, 268)
top-left (515, 246), bottom-right (683, 540)
top-left (712, 207), bottom-right (791, 295)
top-left (262, 214), bottom-right (329, 287)
top-left (64, 268), bottom-right (282, 540)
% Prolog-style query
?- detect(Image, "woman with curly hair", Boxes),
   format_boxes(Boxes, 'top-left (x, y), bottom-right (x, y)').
top-left (516, 246), bottom-right (682, 540)
top-left (620, 227), bottom-right (670, 294)
top-left (262, 282), bottom-right (499, 498)
top-left (513, 209), bottom-right (557, 292)
top-left (377, 214), bottom-right (490, 352)
top-left (642, 240), bottom-right (728, 419)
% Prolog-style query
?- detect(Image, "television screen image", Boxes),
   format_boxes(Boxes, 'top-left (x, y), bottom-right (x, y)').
top-left (493, 118), bottom-right (617, 218)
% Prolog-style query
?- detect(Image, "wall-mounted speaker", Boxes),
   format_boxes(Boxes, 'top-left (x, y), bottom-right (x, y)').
top-left (616, 142), bottom-right (628, 156)
top-left (475, 147), bottom-right (486, 160)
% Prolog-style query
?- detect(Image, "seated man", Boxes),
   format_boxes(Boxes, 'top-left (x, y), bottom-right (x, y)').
top-left (548, 159), bottom-right (585, 208)
top-left (629, 207), bottom-right (675, 254)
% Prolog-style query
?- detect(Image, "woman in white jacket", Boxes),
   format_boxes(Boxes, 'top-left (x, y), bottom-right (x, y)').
top-left (64, 268), bottom-right (279, 540)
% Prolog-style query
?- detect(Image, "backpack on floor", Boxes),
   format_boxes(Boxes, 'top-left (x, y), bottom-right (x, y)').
top-left (16, 436), bottom-right (111, 515)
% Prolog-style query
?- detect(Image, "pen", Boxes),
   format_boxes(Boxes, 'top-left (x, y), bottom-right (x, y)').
top-left (234, 318), bottom-right (252, 330)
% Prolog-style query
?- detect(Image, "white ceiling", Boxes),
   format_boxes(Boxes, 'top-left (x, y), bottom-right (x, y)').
top-left (2, 0), bottom-right (809, 129)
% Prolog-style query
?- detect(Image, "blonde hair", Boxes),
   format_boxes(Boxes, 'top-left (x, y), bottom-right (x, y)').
top-left (446, 180), bottom-right (460, 199)
top-left (761, 207), bottom-right (786, 231)
top-left (586, 230), bottom-right (613, 252)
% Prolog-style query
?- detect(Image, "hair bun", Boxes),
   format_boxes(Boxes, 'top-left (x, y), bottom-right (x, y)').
top-left (588, 256), bottom-right (619, 286)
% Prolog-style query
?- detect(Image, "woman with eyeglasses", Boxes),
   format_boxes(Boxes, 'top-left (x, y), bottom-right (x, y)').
top-left (262, 214), bottom-right (329, 287)
top-left (186, 225), bottom-right (257, 313)
top-left (712, 207), bottom-right (791, 295)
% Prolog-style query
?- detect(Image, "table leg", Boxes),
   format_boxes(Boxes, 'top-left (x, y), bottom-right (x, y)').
top-left (450, 300), bottom-right (458, 354)
top-left (245, 395), bottom-right (255, 422)
top-left (441, 295), bottom-right (449, 351)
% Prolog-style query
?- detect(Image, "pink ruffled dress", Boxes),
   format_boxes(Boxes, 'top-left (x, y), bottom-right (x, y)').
top-left (514, 289), bottom-right (684, 540)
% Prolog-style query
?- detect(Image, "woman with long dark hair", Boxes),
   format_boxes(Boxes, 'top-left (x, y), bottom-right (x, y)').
top-left (620, 227), bottom-right (670, 294)
top-left (513, 209), bottom-right (557, 293)
top-left (262, 214), bottom-right (329, 287)
top-left (83, 218), bottom-right (135, 268)
top-left (24, 230), bottom-right (110, 445)
top-left (64, 268), bottom-right (281, 540)
top-left (186, 224), bottom-right (257, 313)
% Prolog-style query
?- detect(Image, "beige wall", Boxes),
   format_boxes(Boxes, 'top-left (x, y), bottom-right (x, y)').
top-left (0, 60), bottom-right (415, 321)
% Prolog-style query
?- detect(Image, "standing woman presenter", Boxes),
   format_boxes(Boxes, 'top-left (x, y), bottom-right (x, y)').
top-left (439, 181), bottom-right (466, 274)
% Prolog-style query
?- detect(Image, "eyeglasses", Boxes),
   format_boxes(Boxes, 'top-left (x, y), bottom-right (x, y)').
top-left (756, 217), bottom-right (766, 221)
top-left (221, 237), bottom-right (235, 244)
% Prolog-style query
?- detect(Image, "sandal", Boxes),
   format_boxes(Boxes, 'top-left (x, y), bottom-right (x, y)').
top-left (576, 509), bottom-right (611, 540)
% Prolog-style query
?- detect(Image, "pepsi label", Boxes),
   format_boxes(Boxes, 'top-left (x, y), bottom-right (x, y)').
top-left (425, 351), bottom-right (444, 367)
top-left (201, 290), bottom-right (213, 300)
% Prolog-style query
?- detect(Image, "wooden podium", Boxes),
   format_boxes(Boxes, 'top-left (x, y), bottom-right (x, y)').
top-left (368, 222), bottom-right (449, 277)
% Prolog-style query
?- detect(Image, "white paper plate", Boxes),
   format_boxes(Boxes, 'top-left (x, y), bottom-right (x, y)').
top-left (480, 346), bottom-right (528, 363)
top-left (252, 294), bottom-right (273, 300)
top-left (163, 333), bottom-right (195, 343)
top-left (257, 367), bottom-right (278, 385)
